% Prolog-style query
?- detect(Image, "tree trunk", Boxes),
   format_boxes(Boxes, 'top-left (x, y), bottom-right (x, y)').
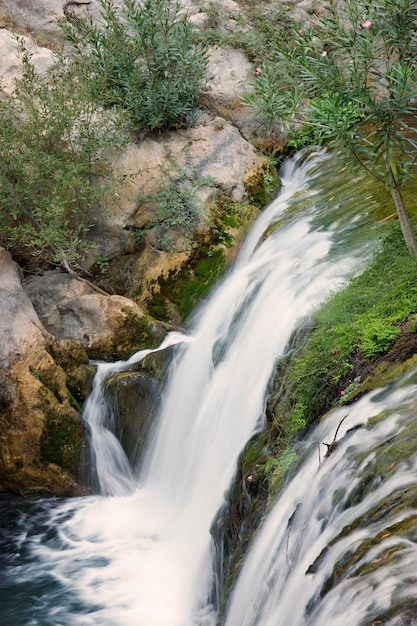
top-left (390, 170), bottom-right (417, 256)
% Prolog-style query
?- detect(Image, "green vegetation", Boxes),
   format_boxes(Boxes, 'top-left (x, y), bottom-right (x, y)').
top-left (0, 42), bottom-right (124, 268)
top-left (147, 245), bottom-right (226, 323)
top-left (62, 0), bottom-right (207, 133)
top-left (195, 0), bottom-right (296, 65)
top-left (282, 226), bottom-right (417, 432)
top-left (136, 177), bottom-right (209, 252)
top-left (41, 408), bottom-right (82, 475)
top-left (244, 0), bottom-right (417, 254)
top-left (146, 196), bottom-right (256, 323)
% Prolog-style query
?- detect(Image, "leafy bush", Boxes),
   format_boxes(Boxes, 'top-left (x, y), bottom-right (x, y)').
top-left (0, 43), bottom-right (124, 268)
top-left (62, 0), bottom-right (207, 133)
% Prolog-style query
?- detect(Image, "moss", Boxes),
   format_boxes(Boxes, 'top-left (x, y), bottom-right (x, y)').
top-left (244, 158), bottom-right (279, 207)
top-left (118, 308), bottom-right (159, 351)
top-left (46, 339), bottom-right (89, 370)
top-left (347, 355), bottom-right (417, 403)
top-left (87, 309), bottom-right (163, 360)
top-left (66, 364), bottom-right (97, 410)
top-left (146, 195), bottom-right (259, 324)
top-left (41, 407), bottom-right (84, 477)
top-left (147, 239), bottom-right (227, 323)
top-left (149, 250), bottom-right (226, 322)
top-left (30, 360), bottom-right (69, 404)
top-left (274, 226), bottom-right (417, 435)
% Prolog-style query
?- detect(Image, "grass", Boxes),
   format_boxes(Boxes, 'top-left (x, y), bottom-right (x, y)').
top-left (282, 224), bottom-right (417, 433)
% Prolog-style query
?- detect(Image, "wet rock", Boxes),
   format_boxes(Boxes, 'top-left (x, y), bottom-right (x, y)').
top-left (103, 370), bottom-right (161, 471)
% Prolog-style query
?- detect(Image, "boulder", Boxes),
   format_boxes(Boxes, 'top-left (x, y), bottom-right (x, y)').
top-left (0, 248), bottom-right (86, 495)
top-left (0, 0), bottom-right (92, 46)
top-left (103, 370), bottom-right (161, 471)
top-left (23, 270), bottom-right (166, 358)
top-left (199, 47), bottom-right (255, 131)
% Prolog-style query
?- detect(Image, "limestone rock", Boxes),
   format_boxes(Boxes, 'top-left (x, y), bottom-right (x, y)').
top-left (0, 0), bottom-right (64, 45)
top-left (0, 29), bottom-right (55, 94)
top-left (0, 248), bottom-right (85, 495)
top-left (200, 47), bottom-right (253, 122)
top-left (23, 270), bottom-right (165, 358)
top-left (87, 115), bottom-right (261, 265)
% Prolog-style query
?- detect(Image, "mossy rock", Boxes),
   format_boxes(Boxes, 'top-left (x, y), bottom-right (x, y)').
top-left (66, 363), bottom-right (97, 410)
top-left (103, 370), bottom-right (161, 470)
top-left (41, 406), bottom-right (84, 477)
top-left (244, 158), bottom-right (279, 207)
top-left (147, 244), bottom-right (227, 324)
top-left (46, 338), bottom-right (89, 370)
top-left (87, 309), bottom-right (166, 360)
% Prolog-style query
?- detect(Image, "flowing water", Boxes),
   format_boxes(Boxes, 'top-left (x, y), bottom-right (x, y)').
top-left (224, 372), bottom-right (417, 626)
top-left (0, 150), bottom-right (405, 626)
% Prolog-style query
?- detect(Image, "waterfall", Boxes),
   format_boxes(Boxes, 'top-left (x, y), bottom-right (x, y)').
top-left (224, 371), bottom-right (417, 626)
top-left (82, 332), bottom-right (190, 496)
top-left (0, 151), bottom-right (387, 626)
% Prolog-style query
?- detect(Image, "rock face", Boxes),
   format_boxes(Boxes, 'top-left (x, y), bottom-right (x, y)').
top-left (0, 29), bottom-right (55, 94)
top-left (23, 271), bottom-right (166, 359)
top-left (103, 370), bottom-right (161, 471)
top-left (0, 248), bottom-right (86, 495)
top-left (200, 46), bottom-right (259, 139)
top-left (87, 114), bottom-right (263, 266)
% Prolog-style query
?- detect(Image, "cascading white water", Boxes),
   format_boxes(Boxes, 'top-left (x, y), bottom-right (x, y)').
top-left (224, 371), bottom-right (417, 626)
top-left (0, 151), bottom-right (383, 626)
top-left (82, 332), bottom-right (190, 496)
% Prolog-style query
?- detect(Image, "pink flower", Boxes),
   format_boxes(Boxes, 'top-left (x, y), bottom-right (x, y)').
top-left (340, 390), bottom-right (346, 396)
top-left (246, 475), bottom-right (253, 482)
top-left (298, 29), bottom-right (304, 35)
top-left (362, 19), bottom-right (372, 28)
top-left (255, 67), bottom-right (261, 76)
top-left (320, 50), bottom-right (328, 57)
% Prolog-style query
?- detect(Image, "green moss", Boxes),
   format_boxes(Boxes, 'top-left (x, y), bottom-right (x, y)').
top-left (148, 247), bottom-right (226, 323)
top-left (240, 431), bottom-right (269, 478)
top-left (88, 309), bottom-right (161, 360)
top-left (41, 408), bottom-right (83, 476)
top-left (280, 225), bottom-right (417, 433)
top-left (244, 159), bottom-right (279, 207)
top-left (66, 364), bottom-right (97, 410)
top-left (119, 308), bottom-right (158, 350)
top-left (46, 339), bottom-right (89, 369)
top-left (146, 196), bottom-right (259, 324)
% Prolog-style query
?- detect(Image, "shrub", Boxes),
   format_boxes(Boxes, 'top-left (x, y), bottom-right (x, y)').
top-left (0, 42), bottom-right (125, 268)
top-left (62, 0), bottom-right (207, 133)
top-left (243, 0), bottom-right (417, 254)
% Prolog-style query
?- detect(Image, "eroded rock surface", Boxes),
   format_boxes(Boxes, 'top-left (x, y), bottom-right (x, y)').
top-left (23, 271), bottom-right (165, 358)
top-left (0, 248), bottom-right (86, 494)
